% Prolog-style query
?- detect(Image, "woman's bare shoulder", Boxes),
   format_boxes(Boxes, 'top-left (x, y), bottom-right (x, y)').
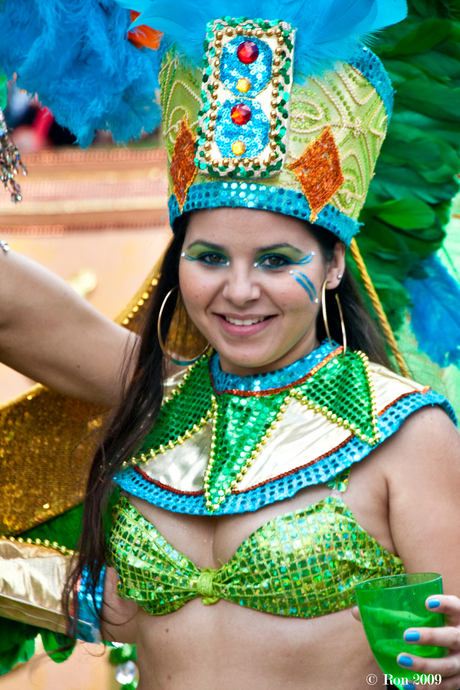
top-left (377, 404), bottom-right (460, 589)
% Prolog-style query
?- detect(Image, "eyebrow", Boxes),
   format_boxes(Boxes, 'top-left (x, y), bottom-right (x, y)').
top-left (185, 241), bottom-right (303, 253)
top-left (256, 243), bottom-right (303, 253)
top-left (186, 241), bottom-right (226, 251)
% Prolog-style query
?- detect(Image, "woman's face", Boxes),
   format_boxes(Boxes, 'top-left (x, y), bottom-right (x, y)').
top-left (179, 208), bottom-right (345, 376)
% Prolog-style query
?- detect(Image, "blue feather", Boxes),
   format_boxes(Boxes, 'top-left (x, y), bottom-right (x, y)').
top-left (405, 255), bottom-right (460, 368)
top-left (119, 0), bottom-right (407, 75)
top-left (0, 0), bottom-right (162, 147)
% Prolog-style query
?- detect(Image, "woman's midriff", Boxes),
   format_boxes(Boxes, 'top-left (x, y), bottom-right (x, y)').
top-left (134, 599), bottom-right (383, 690)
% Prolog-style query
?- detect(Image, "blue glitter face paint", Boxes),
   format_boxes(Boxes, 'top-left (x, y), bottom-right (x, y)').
top-left (296, 252), bottom-right (315, 266)
top-left (290, 270), bottom-right (318, 303)
top-left (182, 245), bottom-right (317, 285)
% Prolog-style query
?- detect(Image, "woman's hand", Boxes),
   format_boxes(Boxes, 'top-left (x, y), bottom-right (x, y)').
top-left (396, 595), bottom-right (460, 690)
top-left (352, 595), bottom-right (460, 689)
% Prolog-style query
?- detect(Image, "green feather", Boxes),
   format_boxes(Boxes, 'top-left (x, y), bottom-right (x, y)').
top-left (355, 0), bottom-right (460, 406)
top-left (0, 72), bottom-right (6, 110)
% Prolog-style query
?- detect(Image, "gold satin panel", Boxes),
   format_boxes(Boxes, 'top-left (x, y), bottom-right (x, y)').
top-left (0, 539), bottom-right (70, 633)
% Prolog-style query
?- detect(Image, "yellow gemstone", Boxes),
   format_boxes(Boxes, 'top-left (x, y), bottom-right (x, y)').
top-left (236, 77), bottom-right (252, 93)
top-left (231, 140), bottom-right (246, 156)
top-left (232, 141), bottom-right (246, 156)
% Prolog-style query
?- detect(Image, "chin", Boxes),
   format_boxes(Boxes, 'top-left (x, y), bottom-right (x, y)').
top-left (217, 346), bottom-right (283, 372)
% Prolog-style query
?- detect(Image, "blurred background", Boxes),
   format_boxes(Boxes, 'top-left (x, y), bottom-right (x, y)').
top-left (0, 81), bottom-right (171, 690)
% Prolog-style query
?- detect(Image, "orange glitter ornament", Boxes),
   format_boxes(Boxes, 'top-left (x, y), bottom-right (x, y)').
top-left (288, 126), bottom-right (344, 223)
top-left (170, 116), bottom-right (198, 212)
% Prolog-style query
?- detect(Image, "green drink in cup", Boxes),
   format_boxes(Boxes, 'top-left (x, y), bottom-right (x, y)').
top-left (355, 573), bottom-right (446, 690)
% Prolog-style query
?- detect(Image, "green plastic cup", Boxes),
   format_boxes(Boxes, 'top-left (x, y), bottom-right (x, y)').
top-left (355, 573), bottom-right (446, 690)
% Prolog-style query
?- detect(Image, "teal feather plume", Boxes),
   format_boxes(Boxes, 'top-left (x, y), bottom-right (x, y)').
top-left (405, 255), bottom-right (460, 368)
top-left (0, 0), bottom-right (162, 147)
top-left (115, 0), bottom-right (407, 75)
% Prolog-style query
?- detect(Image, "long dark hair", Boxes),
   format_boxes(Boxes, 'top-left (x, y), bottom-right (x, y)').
top-left (65, 213), bottom-right (392, 630)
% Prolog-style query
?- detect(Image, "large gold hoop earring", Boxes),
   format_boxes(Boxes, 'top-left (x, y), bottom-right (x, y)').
top-left (321, 280), bottom-right (347, 357)
top-left (157, 286), bottom-right (210, 366)
top-left (321, 279), bottom-right (333, 349)
top-left (334, 292), bottom-right (347, 358)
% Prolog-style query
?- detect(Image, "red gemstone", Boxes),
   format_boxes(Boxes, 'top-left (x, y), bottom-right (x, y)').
top-left (237, 41), bottom-right (259, 64)
top-left (231, 103), bottom-right (252, 126)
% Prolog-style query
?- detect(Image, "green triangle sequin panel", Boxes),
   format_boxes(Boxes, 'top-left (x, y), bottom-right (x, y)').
top-left (131, 349), bottom-right (379, 513)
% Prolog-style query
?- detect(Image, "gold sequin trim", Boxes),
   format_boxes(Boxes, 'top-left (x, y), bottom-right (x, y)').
top-left (0, 534), bottom-right (74, 556)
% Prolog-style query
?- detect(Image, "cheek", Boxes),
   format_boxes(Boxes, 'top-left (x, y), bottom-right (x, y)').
top-left (179, 264), bottom-right (217, 321)
top-left (271, 271), bottom-right (321, 311)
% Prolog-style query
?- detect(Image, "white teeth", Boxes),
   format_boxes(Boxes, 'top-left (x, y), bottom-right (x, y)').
top-left (225, 316), bottom-right (265, 326)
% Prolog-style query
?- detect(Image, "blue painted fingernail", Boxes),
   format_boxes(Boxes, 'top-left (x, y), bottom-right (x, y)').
top-left (404, 631), bottom-right (420, 642)
top-left (403, 684), bottom-right (416, 690)
top-left (398, 655), bottom-right (413, 668)
top-left (428, 598), bottom-right (441, 609)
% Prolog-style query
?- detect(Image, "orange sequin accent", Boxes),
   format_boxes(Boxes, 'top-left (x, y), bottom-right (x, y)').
top-left (288, 126), bottom-right (344, 223)
top-left (128, 10), bottom-right (163, 50)
top-left (170, 116), bottom-right (198, 212)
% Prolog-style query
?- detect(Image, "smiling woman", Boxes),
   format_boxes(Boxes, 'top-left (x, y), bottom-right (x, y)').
top-left (3, 1), bottom-right (460, 690)
top-left (180, 209), bottom-right (342, 373)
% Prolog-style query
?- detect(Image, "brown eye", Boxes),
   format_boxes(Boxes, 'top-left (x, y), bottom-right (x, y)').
top-left (200, 253), bottom-right (229, 266)
top-left (259, 254), bottom-right (291, 268)
top-left (267, 256), bottom-right (285, 266)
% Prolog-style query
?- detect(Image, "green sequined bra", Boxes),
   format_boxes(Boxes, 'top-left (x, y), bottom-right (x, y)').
top-left (108, 469), bottom-right (404, 618)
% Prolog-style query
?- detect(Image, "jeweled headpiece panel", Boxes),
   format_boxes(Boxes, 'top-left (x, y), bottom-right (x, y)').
top-left (196, 18), bottom-right (295, 179)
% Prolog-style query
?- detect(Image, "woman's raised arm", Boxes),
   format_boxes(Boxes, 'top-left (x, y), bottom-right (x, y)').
top-left (0, 247), bottom-right (136, 406)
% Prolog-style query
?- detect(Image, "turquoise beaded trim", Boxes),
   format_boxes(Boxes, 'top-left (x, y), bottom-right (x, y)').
top-left (114, 389), bottom-right (455, 515)
top-left (349, 44), bottom-right (394, 118)
top-left (211, 340), bottom-right (334, 392)
top-left (169, 181), bottom-right (359, 246)
top-left (75, 565), bottom-right (105, 643)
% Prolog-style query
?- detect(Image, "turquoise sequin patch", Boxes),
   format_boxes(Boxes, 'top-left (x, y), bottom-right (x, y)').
top-left (220, 36), bottom-right (272, 98)
top-left (349, 44), bottom-right (394, 117)
top-left (215, 98), bottom-right (270, 158)
top-left (211, 340), bottom-right (335, 392)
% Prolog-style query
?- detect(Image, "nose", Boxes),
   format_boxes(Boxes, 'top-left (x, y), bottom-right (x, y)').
top-left (221, 264), bottom-right (261, 305)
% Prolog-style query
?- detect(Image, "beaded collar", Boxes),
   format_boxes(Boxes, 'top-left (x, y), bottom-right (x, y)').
top-left (210, 339), bottom-right (335, 393)
top-left (124, 343), bottom-right (381, 513)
